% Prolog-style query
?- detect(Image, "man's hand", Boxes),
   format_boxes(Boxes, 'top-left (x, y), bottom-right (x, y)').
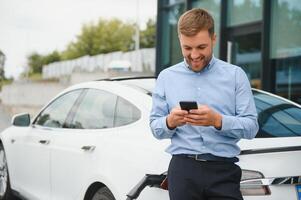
top-left (185, 105), bottom-right (222, 129)
top-left (166, 107), bottom-right (188, 130)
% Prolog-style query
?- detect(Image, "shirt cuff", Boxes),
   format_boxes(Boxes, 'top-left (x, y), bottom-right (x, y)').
top-left (162, 116), bottom-right (177, 136)
top-left (219, 114), bottom-right (234, 132)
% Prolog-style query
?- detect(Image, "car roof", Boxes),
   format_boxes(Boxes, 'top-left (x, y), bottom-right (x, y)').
top-left (96, 76), bottom-right (155, 96)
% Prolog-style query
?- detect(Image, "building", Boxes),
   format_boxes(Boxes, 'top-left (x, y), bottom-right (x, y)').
top-left (156, 0), bottom-right (301, 104)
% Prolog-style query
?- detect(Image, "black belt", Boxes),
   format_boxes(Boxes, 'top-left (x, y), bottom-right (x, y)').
top-left (176, 153), bottom-right (239, 163)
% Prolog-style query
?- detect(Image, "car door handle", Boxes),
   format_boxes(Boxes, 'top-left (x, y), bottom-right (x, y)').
top-left (39, 140), bottom-right (50, 145)
top-left (81, 146), bottom-right (96, 152)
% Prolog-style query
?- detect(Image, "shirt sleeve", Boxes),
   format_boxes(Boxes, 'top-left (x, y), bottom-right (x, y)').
top-left (217, 67), bottom-right (259, 139)
top-left (149, 73), bottom-right (176, 139)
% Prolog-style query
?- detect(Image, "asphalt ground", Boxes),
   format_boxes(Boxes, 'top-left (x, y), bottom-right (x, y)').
top-left (0, 104), bottom-right (11, 132)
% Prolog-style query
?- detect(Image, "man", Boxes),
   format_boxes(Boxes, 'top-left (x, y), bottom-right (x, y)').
top-left (150, 8), bottom-right (259, 200)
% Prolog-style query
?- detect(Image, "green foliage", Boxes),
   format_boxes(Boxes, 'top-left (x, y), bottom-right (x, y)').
top-left (27, 53), bottom-right (44, 74)
top-left (27, 51), bottom-right (61, 74)
top-left (0, 68), bottom-right (4, 82)
top-left (0, 77), bottom-right (13, 90)
top-left (44, 51), bottom-right (61, 65)
top-left (61, 18), bottom-right (136, 60)
top-left (140, 19), bottom-right (156, 48)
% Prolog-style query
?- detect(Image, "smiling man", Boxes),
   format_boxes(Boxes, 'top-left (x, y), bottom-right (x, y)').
top-left (150, 8), bottom-right (259, 200)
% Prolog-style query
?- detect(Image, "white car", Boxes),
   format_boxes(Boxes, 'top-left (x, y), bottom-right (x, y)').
top-left (0, 77), bottom-right (301, 200)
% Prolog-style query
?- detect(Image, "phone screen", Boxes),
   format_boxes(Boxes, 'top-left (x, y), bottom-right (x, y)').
top-left (179, 101), bottom-right (198, 111)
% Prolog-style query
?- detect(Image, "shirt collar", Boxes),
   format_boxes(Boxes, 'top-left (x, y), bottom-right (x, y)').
top-left (183, 55), bottom-right (216, 73)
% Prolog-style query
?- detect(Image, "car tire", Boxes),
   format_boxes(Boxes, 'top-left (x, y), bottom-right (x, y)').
top-left (90, 186), bottom-right (115, 200)
top-left (0, 143), bottom-right (14, 200)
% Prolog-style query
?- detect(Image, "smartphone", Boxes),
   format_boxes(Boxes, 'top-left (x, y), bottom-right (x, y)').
top-left (179, 101), bottom-right (198, 111)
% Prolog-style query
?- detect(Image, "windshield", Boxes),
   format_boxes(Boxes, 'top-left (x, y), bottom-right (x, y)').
top-left (253, 90), bottom-right (301, 137)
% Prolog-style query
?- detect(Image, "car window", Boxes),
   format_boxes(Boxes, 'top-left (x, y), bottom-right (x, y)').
top-left (253, 91), bottom-right (301, 137)
top-left (35, 90), bottom-right (82, 128)
top-left (70, 89), bottom-right (117, 129)
top-left (114, 97), bottom-right (141, 127)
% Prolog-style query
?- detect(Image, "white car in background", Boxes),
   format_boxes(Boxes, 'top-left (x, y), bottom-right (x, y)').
top-left (0, 77), bottom-right (301, 200)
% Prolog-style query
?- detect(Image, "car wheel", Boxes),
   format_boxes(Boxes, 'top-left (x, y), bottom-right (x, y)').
top-left (0, 143), bottom-right (13, 200)
top-left (91, 187), bottom-right (115, 200)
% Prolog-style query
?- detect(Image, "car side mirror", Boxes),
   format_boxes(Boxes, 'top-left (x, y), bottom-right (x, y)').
top-left (12, 113), bottom-right (31, 127)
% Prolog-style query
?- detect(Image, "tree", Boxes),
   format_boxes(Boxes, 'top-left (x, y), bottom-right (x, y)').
top-left (0, 51), bottom-right (6, 81)
top-left (61, 18), bottom-right (136, 60)
top-left (43, 51), bottom-right (61, 65)
top-left (27, 51), bottom-right (61, 74)
top-left (140, 19), bottom-right (156, 48)
top-left (27, 52), bottom-right (44, 74)
top-left (0, 68), bottom-right (4, 82)
top-left (94, 18), bottom-right (135, 53)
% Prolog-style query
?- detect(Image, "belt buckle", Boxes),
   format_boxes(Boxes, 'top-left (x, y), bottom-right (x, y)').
top-left (194, 155), bottom-right (207, 162)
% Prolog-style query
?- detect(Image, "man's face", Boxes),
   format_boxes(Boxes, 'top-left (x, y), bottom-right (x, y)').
top-left (179, 30), bottom-right (216, 72)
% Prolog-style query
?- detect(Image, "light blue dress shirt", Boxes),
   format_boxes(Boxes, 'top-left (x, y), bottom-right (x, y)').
top-left (150, 57), bottom-right (259, 158)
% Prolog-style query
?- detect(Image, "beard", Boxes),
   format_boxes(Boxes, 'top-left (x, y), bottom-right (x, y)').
top-left (185, 54), bottom-right (212, 72)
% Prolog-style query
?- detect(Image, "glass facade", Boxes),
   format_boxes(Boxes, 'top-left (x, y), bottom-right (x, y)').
top-left (157, 0), bottom-right (301, 104)
top-left (225, 0), bottom-right (263, 89)
top-left (270, 0), bottom-right (301, 59)
top-left (271, 0), bottom-right (301, 103)
top-left (230, 33), bottom-right (261, 88)
top-left (191, 0), bottom-right (221, 57)
top-left (275, 58), bottom-right (301, 103)
top-left (227, 0), bottom-right (263, 26)
top-left (160, 0), bottom-right (185, 67)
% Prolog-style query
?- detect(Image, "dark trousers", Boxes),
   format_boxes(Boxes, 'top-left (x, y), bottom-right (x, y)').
top-left (168, 155), bottom-right (243, 200)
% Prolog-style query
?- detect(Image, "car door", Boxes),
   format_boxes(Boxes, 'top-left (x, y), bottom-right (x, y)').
top-left (99, 93), bottom-right (171, 200)
top-left (238, 90), bottom-right (301, 200)
top-left (6, 89), bottom-right (82, 200)
top-left (50, 88), bottom-right (117, 200)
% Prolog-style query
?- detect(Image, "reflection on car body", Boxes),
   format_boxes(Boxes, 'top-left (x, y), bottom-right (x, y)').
top-left (0, 77), bottom-right (301, 200)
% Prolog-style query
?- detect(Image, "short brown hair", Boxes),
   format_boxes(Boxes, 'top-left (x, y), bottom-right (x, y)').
top-left (178, 8), bottom-right (214, 37)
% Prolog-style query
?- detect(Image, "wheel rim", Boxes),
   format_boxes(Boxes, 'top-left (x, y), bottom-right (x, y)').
top-left (0, 148), bottom-right (8, 197)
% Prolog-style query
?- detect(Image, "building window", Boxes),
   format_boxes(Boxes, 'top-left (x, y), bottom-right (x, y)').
top-left (227, 0), bottom-right (263, 26)
top-left (231, 33), bottom-right (262, 88)
top-left (271, 0), bottom-right (301, 104)
top-left (270, 0), bottom-right (301, 59)
top-left (161, 1), bottom-right (186, 67)
top-left (275, 57), bottom-right (301, 104)
top-left (191, 0), bottom-right (221, 58)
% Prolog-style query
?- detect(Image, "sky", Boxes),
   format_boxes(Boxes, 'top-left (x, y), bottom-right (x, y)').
top-left (0, 0), bottom-right (157, 79)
